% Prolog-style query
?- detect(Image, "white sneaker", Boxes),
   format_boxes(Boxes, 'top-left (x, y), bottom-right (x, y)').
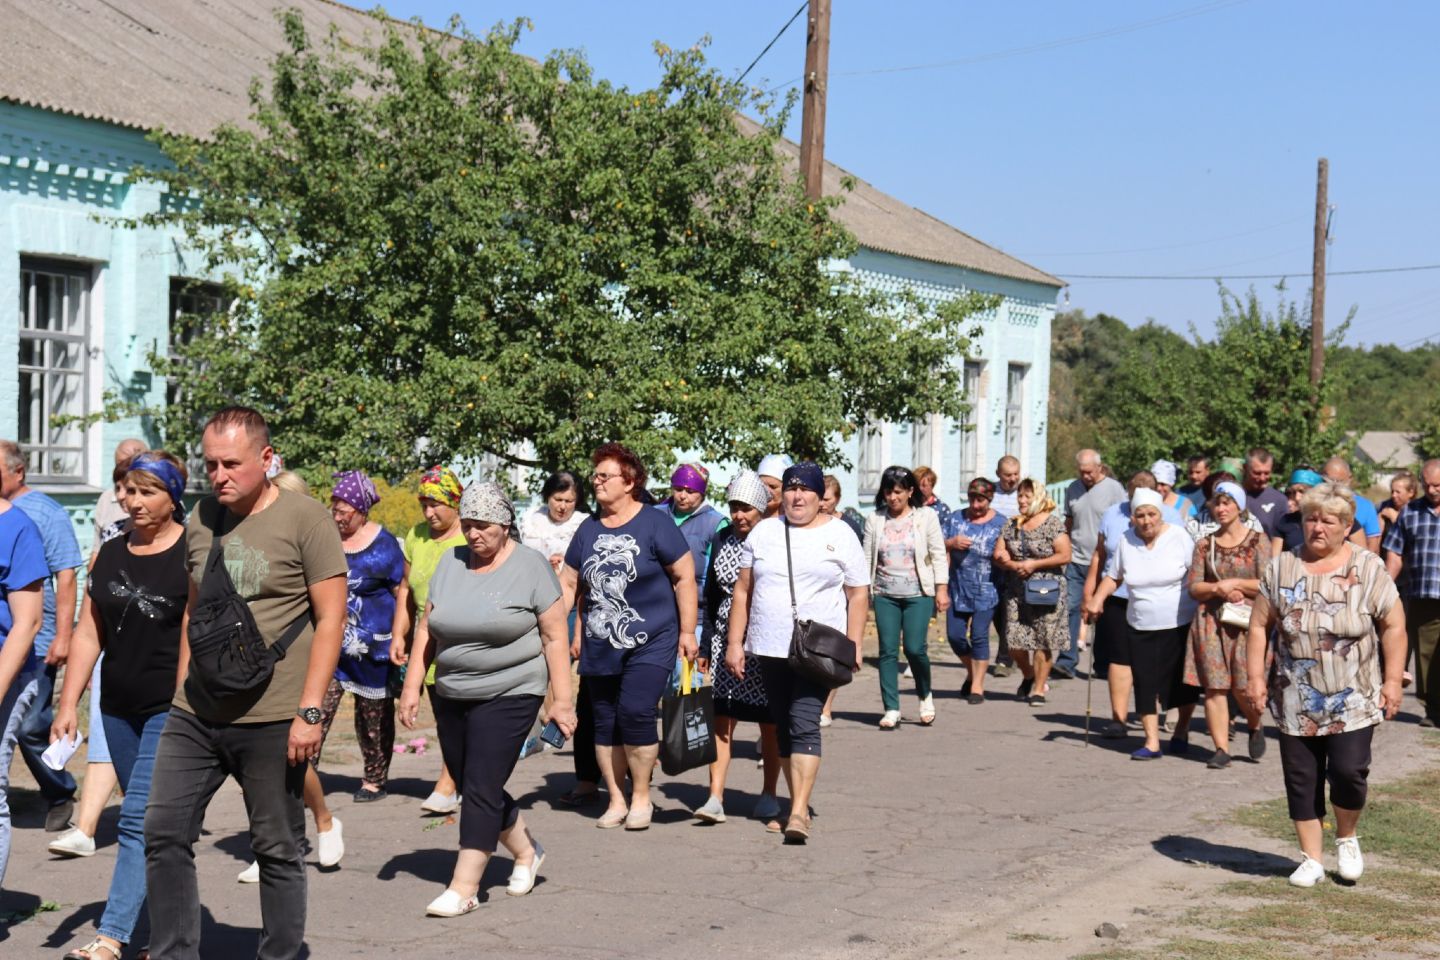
top-left (506, 842), bottom-right (545, 897)
top-left (693, 796), bottom-right (726, 823)
top-left (1288, 854), bottom-right (1326, 887)
top-left (317, 817), bottom-right (344, 868)
top-left (751, 793), bottom-right (781, 821)
top-left (1336, 836), bottom-right (1364, 881)
top-left (48, 828), bottom-right (96, 858)
top-left (425, 888), bottom-right (479, 917)
top-left (421, 791), bottom-right (460, 814)
top-left (237, 861), bottom-right (260, 884)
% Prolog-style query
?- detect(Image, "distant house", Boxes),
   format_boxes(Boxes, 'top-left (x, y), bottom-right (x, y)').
top-left (0, 0), bottom-right (1061, 545)
top-left (1352, 431), bottom-right (1421, 488)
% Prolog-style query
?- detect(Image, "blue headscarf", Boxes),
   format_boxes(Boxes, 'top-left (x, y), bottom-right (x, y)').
top-left (128, 453), bottom-right (187, 522)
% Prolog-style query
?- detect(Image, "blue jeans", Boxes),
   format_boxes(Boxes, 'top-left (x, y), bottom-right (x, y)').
top-left (98, 709), bottom-right (168, 945)
top-left (0, 668), bottom-right (41, 891)
top-left (17, 663), bottom-right (78, 804)
top-left (948, 606), bottom-right (994, 662)
top-left (1057, 561), bottom-right (1088, 674)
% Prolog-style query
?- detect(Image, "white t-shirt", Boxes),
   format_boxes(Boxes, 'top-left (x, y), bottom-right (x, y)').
top-left (991, 486), bottom-right (1020, 520)
top-left (519, 507), bottom-right (588, 563)
top-left (1113, 523), bottom-right (1197, 630)
top-left (740, 515), bottom-right (870, 658)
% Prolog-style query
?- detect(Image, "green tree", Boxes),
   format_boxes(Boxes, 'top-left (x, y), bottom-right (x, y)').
top-left (1089, 285), bottom-right (1347, 477)
top-left (130, 12), bottom-right (991, 485)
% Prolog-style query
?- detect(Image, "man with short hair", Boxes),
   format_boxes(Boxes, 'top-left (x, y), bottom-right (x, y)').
top-left (1177, 455), bottom-right (1210, 509)
top-left (992, 456), bottom-right (1021, 520)
top-left (143, 407), bottom-right (348, 960)
top-left (1240, 448), bottom-right (1289, 540)
top-left (0, 438), bottom-right (83, 831)
top-left (1059, 450), bottom-right (1126, 678)
top-left (988, 456), bottom-right (1022, 676)
top-left (1323, 456), bottom-right (1382, 552)
top-left (1384, 459), bottom-right (1440, 728)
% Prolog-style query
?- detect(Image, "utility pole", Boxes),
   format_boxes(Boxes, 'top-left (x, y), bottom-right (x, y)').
top-left (799, 0), bottom-right (831, 200)
top-left (1310, 157), bottom-right (1328, 395)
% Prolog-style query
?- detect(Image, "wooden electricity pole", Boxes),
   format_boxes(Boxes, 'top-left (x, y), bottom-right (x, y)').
top-left (799, 0), bottom-right (831, 200)
top-left (1310, 157), bottom-right (1329, 394)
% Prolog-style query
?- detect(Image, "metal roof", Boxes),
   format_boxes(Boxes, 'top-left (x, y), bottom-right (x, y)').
top-left (0, 0), bottom-right (1061, 288)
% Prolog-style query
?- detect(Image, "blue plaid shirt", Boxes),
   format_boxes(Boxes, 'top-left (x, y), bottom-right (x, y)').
top-left (1381, 499), bottom-right (1440, 599)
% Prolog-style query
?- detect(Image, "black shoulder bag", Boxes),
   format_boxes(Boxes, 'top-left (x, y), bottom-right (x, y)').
top-left (186, 507), bottom-right (310, 698)
top-left (784, 520), bottom-right (856, 689)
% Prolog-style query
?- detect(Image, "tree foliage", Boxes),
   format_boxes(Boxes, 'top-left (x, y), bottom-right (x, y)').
top-left (131, 12), bottom-right (991, 485)
top-left (1049, 285), bottom-right (1348, 478)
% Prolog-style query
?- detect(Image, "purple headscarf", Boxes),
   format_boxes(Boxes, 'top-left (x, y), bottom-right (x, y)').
top-left (671, 464), bottom-right (708, 493)
top-left (331, 470), bottom-right (380, 514)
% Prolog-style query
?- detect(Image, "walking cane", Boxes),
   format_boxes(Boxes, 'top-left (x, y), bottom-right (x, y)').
top-left (1083, 621), bottom-right (1095, 747)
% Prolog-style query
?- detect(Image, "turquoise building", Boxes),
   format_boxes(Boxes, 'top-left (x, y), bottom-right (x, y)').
top-left (1, 1), bottom-right (1061, 541)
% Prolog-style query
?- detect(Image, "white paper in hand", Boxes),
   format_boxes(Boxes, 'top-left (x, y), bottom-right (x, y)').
top-left (41, 732), bottom-right (83, 771)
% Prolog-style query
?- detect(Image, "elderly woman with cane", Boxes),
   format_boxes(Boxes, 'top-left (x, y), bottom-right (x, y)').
top-left (1246, 482), bottom-right (1406, 887)
top-left (1087, 488), bottom-right (1199, 760)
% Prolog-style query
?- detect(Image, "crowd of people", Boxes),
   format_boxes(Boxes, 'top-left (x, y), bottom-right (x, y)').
top-left (0, 418), bottom-right (1435, 957)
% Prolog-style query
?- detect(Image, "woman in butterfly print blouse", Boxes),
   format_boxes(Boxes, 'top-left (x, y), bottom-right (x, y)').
top-left (51, 453), bottom-right (190, 960)
top-left (1245, 482), bottom-right (1407, 889)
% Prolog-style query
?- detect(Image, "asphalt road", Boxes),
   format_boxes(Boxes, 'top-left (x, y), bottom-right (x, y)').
top-left (2, 653), bottom-right (1435, 960)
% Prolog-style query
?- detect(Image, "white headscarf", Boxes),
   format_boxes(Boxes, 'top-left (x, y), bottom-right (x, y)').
top-left (1131, 487), bottom-right (1165, 514)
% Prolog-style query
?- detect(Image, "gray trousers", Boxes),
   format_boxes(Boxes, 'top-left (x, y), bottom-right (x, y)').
top-left (144, 708), bottom-right (306, 960)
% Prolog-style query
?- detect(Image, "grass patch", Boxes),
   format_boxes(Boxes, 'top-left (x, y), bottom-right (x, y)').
top-left (1085, 764), bottom-right (1440, 960)
top-left (1008, 932), bottom-right (1061, 943)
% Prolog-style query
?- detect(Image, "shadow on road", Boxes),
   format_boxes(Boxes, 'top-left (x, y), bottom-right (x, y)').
top-left (1152, 834), bottom-right (1294, 875)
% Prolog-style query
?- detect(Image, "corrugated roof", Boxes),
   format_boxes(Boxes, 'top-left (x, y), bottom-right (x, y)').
top-left (0, 0), bottom-right (1061, 288)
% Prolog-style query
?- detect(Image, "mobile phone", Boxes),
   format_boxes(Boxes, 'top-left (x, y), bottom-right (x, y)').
top-left (539, 720), bottom-right (567, 749)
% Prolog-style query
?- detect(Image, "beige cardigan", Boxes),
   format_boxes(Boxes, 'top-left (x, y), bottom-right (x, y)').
top-left (862, 505), bottom-right (949, 597)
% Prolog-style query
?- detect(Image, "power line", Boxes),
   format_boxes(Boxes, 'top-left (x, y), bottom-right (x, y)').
top-left (737, 2), bottom-right (807, 84)
top-left (767, 0), bottom-right (1247, 93)
top-left (1061, 263), bottom-right (1440, 281)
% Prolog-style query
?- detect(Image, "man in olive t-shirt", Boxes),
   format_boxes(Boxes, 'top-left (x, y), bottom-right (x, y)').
top-left (144, 408), bottom-right (347, 960)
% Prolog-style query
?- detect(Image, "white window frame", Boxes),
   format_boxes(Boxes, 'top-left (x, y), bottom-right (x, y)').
top-left (1005, 363), bottom-right (1027, 458)
top-left (19, 259), bottom-right (94, 484)
top-left (957, 360), bottom-right (983, 486)
top-left (857, 420), bottom-right (886, 499)
top-left (169, 278), bottom-right (231, 488)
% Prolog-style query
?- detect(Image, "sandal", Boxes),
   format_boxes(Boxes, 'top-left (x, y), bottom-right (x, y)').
top-left (918, 695), bottom-right (936, 726)
top-left (65, 939), bottom-right (122, 960)
top-left (783, 814), bottom-right (811, 843)
top-left (558, 786), bottom-right (600, 806)
top-left (878, 710), bottom-right (901, 730)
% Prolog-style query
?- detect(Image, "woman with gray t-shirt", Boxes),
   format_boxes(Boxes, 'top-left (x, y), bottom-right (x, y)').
top-left (398, 483), bottom-right (577, 919)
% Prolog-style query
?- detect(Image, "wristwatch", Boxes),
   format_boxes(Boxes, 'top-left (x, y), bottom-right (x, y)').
top-left (297, 706), bottom-right (323, 725)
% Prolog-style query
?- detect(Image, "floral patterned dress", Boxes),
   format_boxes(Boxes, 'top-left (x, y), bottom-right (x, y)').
top-left (703, 529), bottom-right (769, 723)
top-left (1259, 547), bottom-right (1398, 736)
top-left (1184, 529), bottom-right (1270, 690)
top-left (1000, 513), bottom-right (1068, 653)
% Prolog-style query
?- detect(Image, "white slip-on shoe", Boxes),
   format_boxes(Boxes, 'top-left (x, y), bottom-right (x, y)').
top-left (506, 842), bottom-right (545, 896)
top-left (425, 888), bottom-right (479, 917)
top-left (421, 791), bottom-right (460, 814)
top-left (1336, 836), bottom-right (1364, 881)
top-left (878, 710), bottom-right (901, 730)
top-left (1288, 854), bottom-right (1326, 888)
top-left (237, 861), bottom-right (260, 884)
top-left (48, 828), bottom-right (96, 858)
top-left (693, 796), bottom-right (726, 824)
top-left (317, 817), bottom-right (344, 868)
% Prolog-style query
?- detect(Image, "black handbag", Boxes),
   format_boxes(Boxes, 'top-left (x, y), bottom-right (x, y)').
top-left (185, 508), bottom-right (309, 699)
top-left (1016, 522), bottom-right (1062, 607)
top-left (784, 520), bottom-right (856, 689)
top-left (660, 660), bottom-right (717, 776)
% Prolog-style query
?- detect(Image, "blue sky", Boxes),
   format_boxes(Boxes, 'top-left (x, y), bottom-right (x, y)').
top-left (383, 1), bottom-right (1440, 347)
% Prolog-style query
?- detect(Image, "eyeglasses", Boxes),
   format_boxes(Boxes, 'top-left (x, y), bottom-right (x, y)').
top-left (591, 472), bottom-right (620, 484)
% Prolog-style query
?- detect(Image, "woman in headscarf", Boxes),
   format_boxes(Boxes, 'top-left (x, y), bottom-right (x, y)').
top-left (1152, 459), bottom-right (1196, 520)
top-left (756, 454), bottom-right (794, 520)
top-left (321, 471), bottom-right (406, 800)
top-left (1273, 469), bottom-right (1367, 556)
top-left (391, 465), bottom-right (467, 814)
top-left (1088, 488), bottom-right (1200, 760)
top-left (693, 471), bottom-right (782, 825)
top-left (50, 452), bottom-right (189, 960)
top-left (993, 479), bottom-right (1072, 707)
top-left (399, 483), bottom-right (577, 916)
top-left (1185, 481), bottom-right (1271, 768)
top-left (943, 478), bottom-right (1008, 703)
